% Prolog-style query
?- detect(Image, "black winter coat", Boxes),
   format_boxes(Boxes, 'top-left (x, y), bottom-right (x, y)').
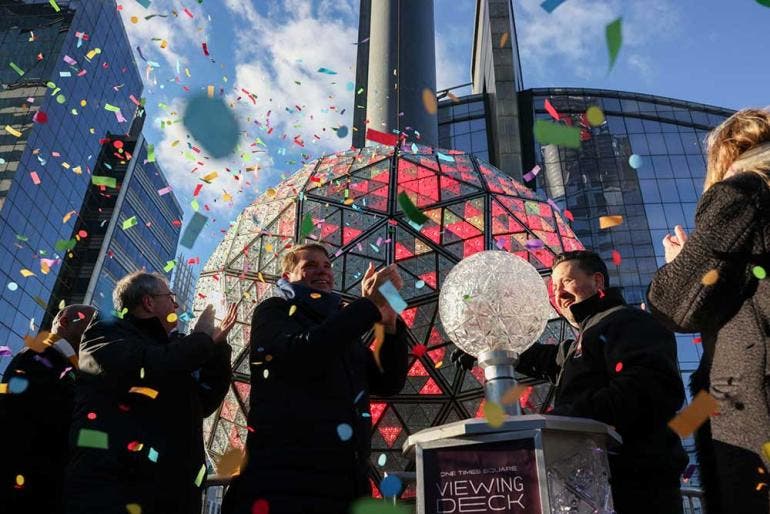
top-left (648, 171), bottom-right (770, 514)
top-left (516, 289), bottom-right (688, 485)
top-left (223, 287), bottom-right (409, 514)
top-left (64, 313), bottom-right (231, 514)
top-left (0, 345), bottom-right (75, 513)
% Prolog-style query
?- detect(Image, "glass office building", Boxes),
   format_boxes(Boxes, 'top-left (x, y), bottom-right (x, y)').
top-left (0, 0), bottom-right (142, 368)
top-left (171, 254), bottom-right (197, 333)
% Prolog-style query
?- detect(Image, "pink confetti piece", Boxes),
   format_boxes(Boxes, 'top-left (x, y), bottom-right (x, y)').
top-left (30, 171), bottom-right (41, 185)
top-left (63, 55), bottom-right (77, 66)
top-left (157, 186), bottom-right (172, 196)
top-left (523, 165), bottom-right (541, 182)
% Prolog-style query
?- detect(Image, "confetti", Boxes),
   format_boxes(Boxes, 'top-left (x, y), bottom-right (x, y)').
top-left (0, 345), bottom-right (11, 355)
top-left (148, 447), bottom-right (159, 462)
top-left (251, 499), bottom-right (270, 514)
top-left (92, 176), bottom-right (117, 188)
top-left (378, 280), bottom-right (407, 314)
top-left (8, 376), bottom-right (29, 394)
top-left (762, 441), bottom-right (770, 461)
top-left (122, 216), bottom-right (138, 230)
top-left (525, 239), bottom-right (544, 250)
top-left (15, 474), bottom-right (24, 487)
top-left (398, 191), bottom-right (428, 227)
top-left (180, 212), bottom-right (209, 249)
top-left (628, 154), bottom-right (644, 169)
top-left (129, 386), bottom-right (159, 399)
top-left (501, 384), bottom-right (528, 405)
top-left (522, 165), bottom-right (541, 182)
top-left (586, 106), bottom-right (605, 126)
top-left (126, 504), bottom-right (142, 514)
top-left (9, 62), bottom-right (25, 76)
top-left (415, 280), bottom-right (425, 289)
top-left (614, 361), bottom-right (623, 373)
top-left (372, 323), bottom-right (386, 371)
top-left (77, 428), bottom-right (109, 449)
top-left (4, 126), bottom-right (22, 138)
top-left (540, 0), bottom-right (568, 13)
top-left (194, 463), bottom-right (206, 487)
top-left (289, 305), bottom-right (297, 316)
top-left (753, 266), bottom-right (767, 280)
top-left (183, 94), bottom-right (240, 159)
top-left (317, 67), bottom-right (337, 75)
top-left (544, 98), bottom-right (560, 120)
top-left (32, 111), bottom-right (47, 124)
top-left (299, 212), bottom-right (314, 239)
top-left (599, 215), bottom-right (623, 229)
top-left (483, 400), bottom-right (505, 428)
top-left (337, 423), bottom-right (353, 441)
top-left (365, 128), bottom-right (398, 146)
top-left (350, 498), bottom-right (410, 514)
top-left (163, 260), bottom-right (176, 272)
top-left (127, 441), bottom-right (143, 452)
top-left (606, 18), bottom-right (623, 71)
top-left (611, 250), bottom-right (622, 266)
top-left (134, 0), bottom-right (151, 7)
top-left (533, 120), bottom-right (581, 148)
top-left (668, 390), bottom-right (719, 437)
top-left (422, 88), bottom-right (437, 114)
top-left (498, 32), bottom-right (509, 48)
top-left (701, 269), bottom-right (719, 286)
top-left (380, 474), bottom-right (402, 497)
top-left (215, 447), bottom-right (244, 477)
top-left (335, 125), bottom-right (349, 138)
top-left (20, 269), bottom-right (35, 278)
top-left (30, 171), bottom-right (41, 185)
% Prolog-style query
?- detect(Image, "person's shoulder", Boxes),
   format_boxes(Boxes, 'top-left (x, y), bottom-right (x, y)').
top-left (253, 296), bottom-right (289, 316)
top-left (609, 305), bottom-right (674, 336)
top-left (709, 171), bottom-right (769, 203)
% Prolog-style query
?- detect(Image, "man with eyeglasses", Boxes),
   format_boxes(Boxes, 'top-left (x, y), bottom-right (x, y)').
top-left (64, 271), bottom-right (237, 514)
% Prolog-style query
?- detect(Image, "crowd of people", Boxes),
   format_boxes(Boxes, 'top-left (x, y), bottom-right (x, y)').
top-left (0, 108), bottom-right (768, 513)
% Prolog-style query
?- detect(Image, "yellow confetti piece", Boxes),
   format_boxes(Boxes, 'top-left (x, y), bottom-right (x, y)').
top-left (422, 88), bottom-right (437, 115)
top-left (201, 171), bottom-right (219, 183)
top-left (166, 312), bottom-right (178, 323)
top-left (126, 502), bottom-right (142, 514)
top-left (289, 305), bottom-right (297, 316)
top-left (0, 384), bottom-right (7, 394)
top-left (701, 269), bottom-right (719, 286)
top-left (15, 474), bottom-right (24, 487)
top-left (215, 447), bottom-right (245, 477)
top-left (498, 31), bottom-right (509, 48)
top-left (266, 187), bottom-right (277, 198)
top-left (309, 293), bottom-right (322, 299)
top-left (344, 198), bottom-right (355, 205)
top-left (756, 483), bottom-right (768, 492)
top-left (668, 390), bottom-right (719, 437)
top-left (4, 125), bottom-right (22, 137)
top-left (258, 272), bottom-right (265, 283)
top-left (599, 215), bottom-right (624, 229)
top-left (501, 384), bottom-right (528, 405)
top-left (129, 386), bottom-right (159, 399)
top-left (761, 441), bottom-right (770, 461)
top-left (483, 401), bottom-right (506, 428)
top-left (20, 269), bottom-right (35, 277)
top-left (586, 106), bottom-right (605, 126)
top-left (207, 85), bottom-right (215, 98)
top-left (434, 360), bottom-right (443, 369)
top-left (194, 463), bottom-right (207, 487)
top-left (160, 40), bottom-right (168, 49)
top-left (62, 210), bottom-right (77, 223)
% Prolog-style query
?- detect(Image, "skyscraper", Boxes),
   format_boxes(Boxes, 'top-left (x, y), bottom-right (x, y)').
top-left (171, 253), bottom-right (197, 333)
top-left (0, 0), bottom-right (143, 369)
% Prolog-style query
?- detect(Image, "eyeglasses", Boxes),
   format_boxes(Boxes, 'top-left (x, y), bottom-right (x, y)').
top-left (151, 292), bottom-right (177, 303)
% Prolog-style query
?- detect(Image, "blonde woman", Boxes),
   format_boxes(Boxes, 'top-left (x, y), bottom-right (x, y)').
top-left (648, 108), bottom-right (770, 514)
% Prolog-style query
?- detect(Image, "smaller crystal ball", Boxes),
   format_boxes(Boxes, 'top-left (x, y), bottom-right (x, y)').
top-left (438, 251), bottom-right (553, 357)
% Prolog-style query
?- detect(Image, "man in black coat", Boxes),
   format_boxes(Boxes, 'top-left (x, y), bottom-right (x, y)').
top-left (222, 243), bottom-right (409, 514)
top-left (0, 304), bottom-right (95, 513)
top-left (64, 271), bottom-right (236, 514)
top-left (454, 250), bottom-right (688, 514)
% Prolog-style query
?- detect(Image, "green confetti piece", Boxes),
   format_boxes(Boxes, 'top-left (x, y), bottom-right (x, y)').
top-left (163, 260), bottom-right (176, 273)
top-left (533, 119), bottom-right (582, 148)
top-left (194, 463), bottom-right (206, 487)
top-left (147, 144), bottom-right (156, 163)
top-left (606, 17), bottom-right (623, 71)
top-left (49, 0), bottom-right (61, 12)
top-left (753, 266), bottom-right (767, 279)
top-left (122, 216), bottom-right (138, 230)
top-left (91, 176), bottom-right (116, 188)
top-left (190, 198), bottom-right (200, 212)
top-left (350, 498), bottom-right (411, 514)
top-left (55, 239), bottom-right (77, 252)
top-left (77, 428), bottom-right (108, 449)
top-left (397, 191), bottom-right (428, 226)
top-left (300, 212), bottom-right (314, 239)
top-left (9, 62), bottom-right (25, 76)
top-left (104, 103), bottom-right (121, 113)
top-left (757, 0), bottom-right (770, 7)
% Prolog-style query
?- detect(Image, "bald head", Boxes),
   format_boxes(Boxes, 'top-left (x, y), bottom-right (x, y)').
top-left (52, 305), bottom-right (96, 351)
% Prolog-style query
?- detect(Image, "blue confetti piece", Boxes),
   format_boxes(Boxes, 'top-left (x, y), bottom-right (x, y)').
top-left (135, 0), bottom-right (151, 8)
top-left (337, 423), bottom-right (353, 441)
top-left (380, 474), bottom-right (402, 497)
top-left (148, 447), bottom-right (159, 462)
top-left (410, 143), bottom-right (419, 154)
top-left (183, 94), bottom-right (240, 159)
top-left (346, 81), bottom-right (355, 91)
top-left (336, 125), bottom-right (349, 138)
top-left (379, 280), bottom-right (407, 314)
top-left (540, 0), bottom-right (567, 13)
top-left (354, 390), bottom-right (365, 403)
top-left (377, 453), bottom-right (387, 467)
top-left (436, 152), bottom-right (454, 162)
top-left (317, 67), bottom-right (337, 75)
top-left (180, 212), bottom-right (209, 249)
top-left (8, 376), bottom-right (28, 394)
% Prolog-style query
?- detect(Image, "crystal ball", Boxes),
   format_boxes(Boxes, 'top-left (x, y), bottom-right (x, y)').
top-left (438, 250), bottom-right (553, 357)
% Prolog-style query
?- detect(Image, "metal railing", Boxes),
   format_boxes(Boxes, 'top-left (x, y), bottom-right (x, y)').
top-left (202, 474), bottom-right (706, 514)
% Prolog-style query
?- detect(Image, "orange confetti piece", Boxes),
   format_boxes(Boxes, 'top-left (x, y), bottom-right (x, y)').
top-left (599, 215), bottom-right (623, 229)
top-left (19, 269), bottom-right (35, 277)
top-left (668, 390), bottom-right (719, 437)
top-left (215, 447), bottom-right (245, 477)
top-left (499, 31), bottom-right (509, 48)
top-left (309, 293), bottom-right (322, 299)
top-left (0, 384), bottom-right (7, 394)
top-left (129, 386), bottom-right (159, 399)
top-left (501, 384), bottom-right (528, 405)
top-left (24, 331), bottom-right (55, 353)
top-left (258, 272), bottom-right (265, 283)
top-left (62, 210), bottom-right (77, 223)
top-left (422, 88), bottom-right (437, 115)
top-left (701, 269), bottom-right (719, 286)
top-left (372, 323), bottom-right (385, 372)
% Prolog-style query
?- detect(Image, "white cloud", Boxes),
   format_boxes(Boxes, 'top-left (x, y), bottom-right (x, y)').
top-left (512, 0), bottom-right (682, 84)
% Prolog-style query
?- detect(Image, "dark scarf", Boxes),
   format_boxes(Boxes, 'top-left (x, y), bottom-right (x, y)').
top-left (275, 278), bottom-right (343, 320)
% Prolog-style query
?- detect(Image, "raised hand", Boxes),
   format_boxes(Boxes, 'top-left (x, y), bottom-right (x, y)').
top-left (662, 224), bottom-right (688, 263)
top-left (211, 304), bottom-right (238, 344)
top-left (193, 305), bottom-right (216, 337)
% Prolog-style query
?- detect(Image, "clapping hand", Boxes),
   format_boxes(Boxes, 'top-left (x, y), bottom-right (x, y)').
top-left (193, 304), bottom-right (237, 343)
top-left (662, 225), bottom-right (688, 264)
top-left (362, 263), bottom-right (403, 333)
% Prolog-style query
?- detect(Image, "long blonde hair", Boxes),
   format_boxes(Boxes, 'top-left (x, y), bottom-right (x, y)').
top-left (704, 108), bottom-right (770, 191)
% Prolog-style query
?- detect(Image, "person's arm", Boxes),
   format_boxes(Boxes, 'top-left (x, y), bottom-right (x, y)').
top-left (366, 318), bottom-right (409, 396)
top-left (250, 297), bottom-right (382, 364)
top-left (647, 173), bottom-right (763, 334)
top-left (515, 341), bottom-right (568, 384)
top-left (78, 320), bottom-right (218, 383)
top-left (195, 343), bottom-right (232, 417)
top-left (551, 314), bottom-right (684, 434)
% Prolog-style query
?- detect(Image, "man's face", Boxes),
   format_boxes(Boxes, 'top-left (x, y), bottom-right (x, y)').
top-left (57, 306), bottom-right (96, 349)
top-left (551, 260), bottom-right (604, 326)
top-left (146, 282), bottom-right (179, 332)
top-left (284, 249), bottom-right (334, 292)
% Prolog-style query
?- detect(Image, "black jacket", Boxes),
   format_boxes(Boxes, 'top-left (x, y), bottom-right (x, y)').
top-left (516, 288), bottom-right (688, 483)
top-left (648, 171), bottom-right (770, 514)
top-left (0, 345), bottom-right (75, 513)
top-left (223, 284), bottom-right (409, 513)
top-left (64, 313), bottom-right (231, 514)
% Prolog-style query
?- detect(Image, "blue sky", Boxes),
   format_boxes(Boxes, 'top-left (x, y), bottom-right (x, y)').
top-left (117, 0), bottom-right (770, 278)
